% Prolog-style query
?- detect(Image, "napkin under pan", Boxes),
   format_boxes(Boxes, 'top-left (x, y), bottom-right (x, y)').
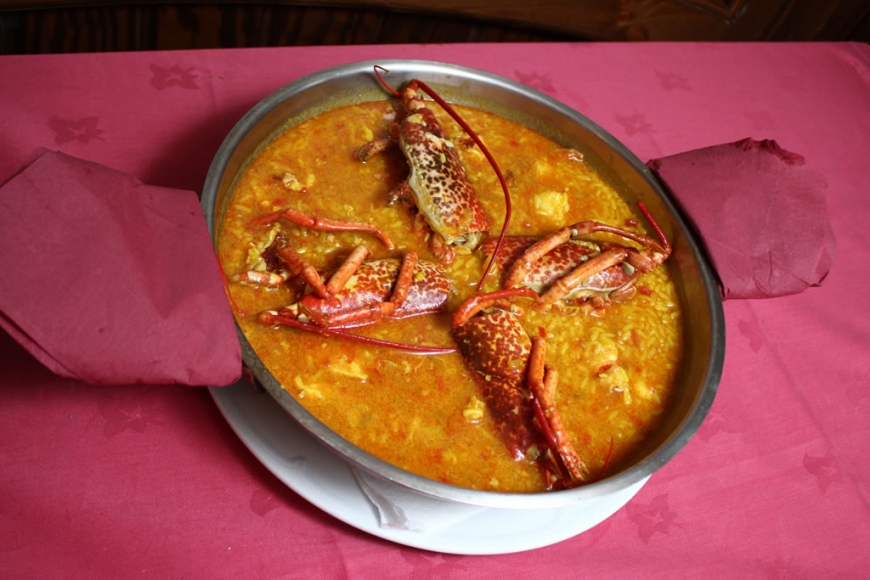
top-left (648, 138), bottom-right (835, 300)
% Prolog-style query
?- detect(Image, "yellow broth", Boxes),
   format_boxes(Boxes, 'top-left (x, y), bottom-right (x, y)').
top-left (218, 99), bottom-right (684, 493)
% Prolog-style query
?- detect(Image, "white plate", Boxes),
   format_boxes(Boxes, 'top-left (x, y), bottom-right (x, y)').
top-left (210, 380), bottom-right (648, 555)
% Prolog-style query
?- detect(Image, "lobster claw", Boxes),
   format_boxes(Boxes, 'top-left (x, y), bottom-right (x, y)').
top-left (356, 72), bottom-right (491, 265)
top-left (296, 253), bottom-right (452, 328)
top-left (487, 202), bottom-right (672, 312)
top-left (451, 288), bottom-right (589, 487)
top-left (236, 207), bottom-right (453, 331)
top-left (396, 88), bottom-right (490, 255)
top-left (452, 297), bottom-right (543, 462)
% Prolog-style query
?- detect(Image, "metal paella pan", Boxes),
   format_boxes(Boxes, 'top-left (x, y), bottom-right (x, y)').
top-left (201, 59), bottom-right (725, 510)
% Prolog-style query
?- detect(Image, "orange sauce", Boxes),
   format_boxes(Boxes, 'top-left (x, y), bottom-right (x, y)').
top-left (219, 99), bottom-right (684, 492)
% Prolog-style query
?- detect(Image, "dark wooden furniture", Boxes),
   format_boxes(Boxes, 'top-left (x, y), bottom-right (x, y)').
top-left (2, 0), bottom-right (869, 54)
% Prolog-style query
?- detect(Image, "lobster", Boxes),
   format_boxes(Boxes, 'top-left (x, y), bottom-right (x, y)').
top-left (234, 206), bottom-right (395, 290)
top-left (451, 288), bottom-right (589, 489)
top-left (481, 202), bottom-right (672, 312)
top-left (356, 67), bottom-right (511, 275)
top-left (258, 247), bottom-right (452, 330)
top-left (233, 207), bottom-right (454, 352)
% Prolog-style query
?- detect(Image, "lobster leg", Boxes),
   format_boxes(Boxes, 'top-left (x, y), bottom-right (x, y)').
top-left (324, 245), bottom-right (371, 296)
top-left (503, 228), bottom-right (574, 289)
top-left (355, 136), bottom-right (394, 162)
top-left (504, 220), bottom-right (666, 289)
top-left (528, 338), bottom-right (588, 484)
top-left (258, 252), bottom-right (451, 335)
top-left (278, 243), bottom-right (330, 299)
top-left (534, 248), bottom-right (630, 310)
top-left (451, 287), bottom-right (538, 327)
top-left (233, 271), bottom-right (287, 287)
top-left (234, 241), bottom-right (332, 298)
top-left (301, 252), bottom-right (420, 328)
top-left (252, 207), bottom-right (395, 250)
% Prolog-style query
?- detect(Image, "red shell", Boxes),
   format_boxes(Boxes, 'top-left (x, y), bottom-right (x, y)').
top-left (298, 258), bottom-right (450, 326)
top-left (481, 236), bottom-right (635, 297)
top-left (398, 108), bottom-right (490, 249)
top-left (452, 307), bottom-right (544, 460)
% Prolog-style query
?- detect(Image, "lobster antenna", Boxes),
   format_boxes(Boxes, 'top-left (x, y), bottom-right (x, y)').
top-left (263, 313), bottom-right (456, 355)
top-left (373, 65), bottom-right (401, 97)
top-left (636, 201), bottom-right (671, 254)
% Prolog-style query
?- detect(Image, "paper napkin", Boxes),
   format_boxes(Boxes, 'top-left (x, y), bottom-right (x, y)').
top-left (351, 467), bottom-right (488, 533)
top-left (647, 138), bottom-right (836, 300)
top-left (0, 149), bottom-right (241, 386)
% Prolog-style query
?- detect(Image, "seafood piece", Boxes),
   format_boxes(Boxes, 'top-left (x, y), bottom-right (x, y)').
top-left (235, 206), bottom-right (452, 330)
top-left (261, 248), bottom-right (452, 329)
top-left (356, 74), bottom-right (491, 264)
top-left (451, 289), bottom-right (588, 488)
top-left (236, 206), bottom-right (394, 291)
top-left (252, 206), bottom-right (395, 250)
top-left (485, 202), bottom-right (671, 311)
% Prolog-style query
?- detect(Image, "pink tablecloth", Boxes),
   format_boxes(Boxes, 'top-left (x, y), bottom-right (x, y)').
top-left (2, 42), bottom-right (869, 577)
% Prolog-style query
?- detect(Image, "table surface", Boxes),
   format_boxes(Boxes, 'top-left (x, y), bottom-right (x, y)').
top-left (2, 42), bottom-right (869, 578)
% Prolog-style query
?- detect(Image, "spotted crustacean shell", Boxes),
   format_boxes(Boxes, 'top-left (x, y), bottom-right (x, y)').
top-left (451, 307), bottom-right (545, 461)
top-left (296, 258), bottom-right (452, 328)
top-left (481, 236), bottom-right (636, 302)
top-left (397, 95), bottom-right (490, 255)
